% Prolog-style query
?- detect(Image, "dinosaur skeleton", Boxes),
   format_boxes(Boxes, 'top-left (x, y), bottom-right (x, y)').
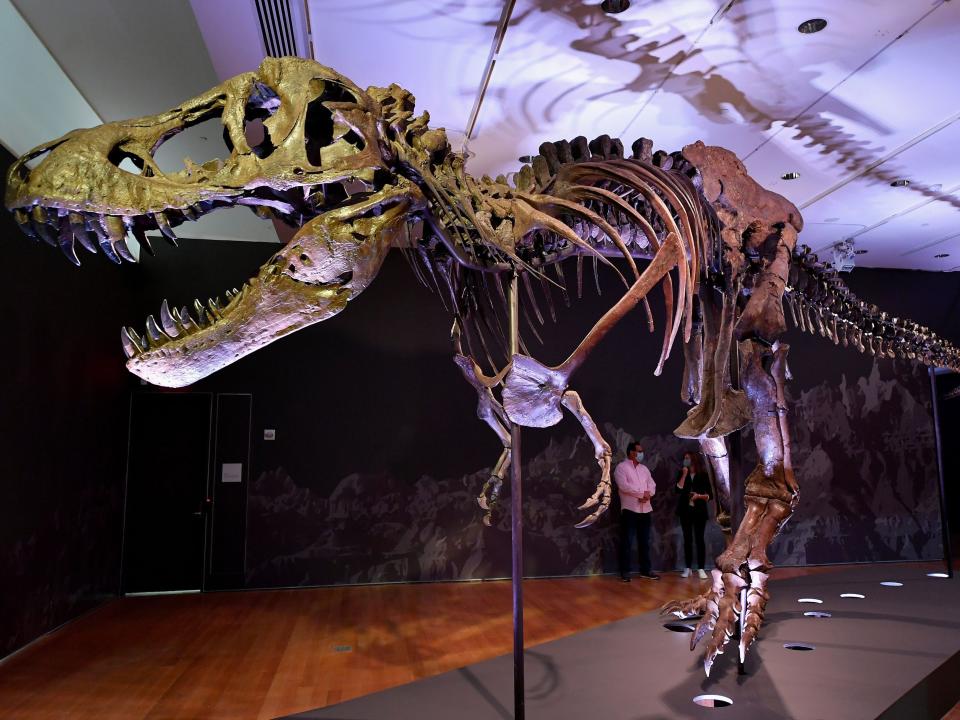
top-left (6, 58), bottom-right (959, 677)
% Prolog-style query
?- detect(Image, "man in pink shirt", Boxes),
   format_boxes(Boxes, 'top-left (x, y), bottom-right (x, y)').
top-left (614, 441), bottom-right (659, 581)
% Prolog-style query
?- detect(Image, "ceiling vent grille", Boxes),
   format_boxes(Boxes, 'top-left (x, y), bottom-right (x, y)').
top-left (255, 0), bottom-right (299, 57)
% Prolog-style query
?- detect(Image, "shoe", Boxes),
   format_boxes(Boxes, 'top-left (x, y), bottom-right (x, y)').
top-left (698, 568), bottom-right (708, 579)
top-left (620, 575), bottom-right (631, 583)
top-left (681, 568), bottom-right (691, 578)
top-left (639, 573), bottom-right (660, 580)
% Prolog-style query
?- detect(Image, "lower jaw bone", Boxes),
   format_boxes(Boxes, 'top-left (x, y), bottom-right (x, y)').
top-left (126, 273), bottom-right (349, 387)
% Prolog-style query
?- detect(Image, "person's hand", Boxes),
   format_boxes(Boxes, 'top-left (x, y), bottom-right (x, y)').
top-left (681, 467), bottom-right (689, 476)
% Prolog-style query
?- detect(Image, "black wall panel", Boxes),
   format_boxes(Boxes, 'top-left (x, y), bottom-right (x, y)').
top-left (0, 148), bottom-right (135, 658)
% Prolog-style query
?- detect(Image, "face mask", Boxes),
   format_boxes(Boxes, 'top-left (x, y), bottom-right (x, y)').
top-left (636, 452), bottom-right (645, 462)
top-left (682, 458), bottom-right (691, 468)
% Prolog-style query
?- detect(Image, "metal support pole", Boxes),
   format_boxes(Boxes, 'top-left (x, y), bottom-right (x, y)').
top-left (508, 271), bottom-right (525, 719)
top-left (729, 340), bottom-right (744, 536)
top-left (737, 585), bottom-right (748, 675)
top-left (929, 368), bottom-right (954, 577)
top-left (731, 340), bottom-right (748, 675)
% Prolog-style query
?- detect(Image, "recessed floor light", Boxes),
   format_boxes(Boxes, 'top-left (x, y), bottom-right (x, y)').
top-left (880, 581), bottom-right (903, 587)
top-left (927, 572), bottom-right (949, 578)
top-left (693, 694), bottom-right (733, 708)
top-left (798, 18), bottom-right (828, 34)
top-left (890, 179), bottom-right (910, 187)
top-left (600, 0), bottom-right (630, 13)
top-left (935, 253), bottom-right (950, 259)
top-left (782, 172), bottom-right (800, 180)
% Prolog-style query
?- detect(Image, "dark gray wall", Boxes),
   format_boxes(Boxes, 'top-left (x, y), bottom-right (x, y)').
top-left (0, 148), bottom-right (136, 658)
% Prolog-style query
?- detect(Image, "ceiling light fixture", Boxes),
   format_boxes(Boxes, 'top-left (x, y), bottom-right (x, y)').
top-left (798, 18), bottom-right (828, 34)
top-left (935, 253), bottom-right (950, 259)
top-left (832, 241), bottom-right (856, 271)
top-left (890, 179), bottom-right (910, 187)
top-left (781, 172), bottom-right (800, 180)
top-left (600, 0), bottom-right (630, 13)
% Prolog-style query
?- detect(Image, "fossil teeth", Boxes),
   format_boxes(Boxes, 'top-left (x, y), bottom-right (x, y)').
top-left (31, 207), bottom-right (58, 247)
top-left (56, 216), bottom-right (81, 266)
top-left (193, 299), bottom-right (212, 326)
top-left (123, 326), bottom-right (146, 355)
top-left (14, 209), bottom-right (39, 241)
top-left (130, 223), bottom-right (154, 257)
top-left (104, 216), bottom-right (136, 262)
top-left (91, 216), bottom-right (122, 265)
top-left (145, 315), bottom-right (167, 343)
top-left (154, 211), bottom-right (179, 247)
top-left (30, 219), bottom-right (52, 245)
top-left (68, 213), bottom-right (98, 254)
top-left (121, 328), bottom-right (138, 358)
top-left (178, 305), bottom-right (199, 332)
top-left (31, 205), bottom-right (49, 223)
top-left (159, 300), bottom-right (180, 337)
top-left (207, 298), bottom-right (223, 320)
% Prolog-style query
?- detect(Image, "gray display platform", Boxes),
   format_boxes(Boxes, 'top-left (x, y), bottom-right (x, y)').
top-left (283, 564), bottom-right (960, 719)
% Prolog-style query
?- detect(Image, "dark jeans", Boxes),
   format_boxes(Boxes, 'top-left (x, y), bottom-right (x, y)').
top-left (680, 512), bottom-right (707, 569)
top-left (619, 509), bottom-right (652, 577)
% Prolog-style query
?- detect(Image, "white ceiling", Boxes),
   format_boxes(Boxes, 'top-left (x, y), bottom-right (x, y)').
top-left (3, 0), bottom-right (959, 270)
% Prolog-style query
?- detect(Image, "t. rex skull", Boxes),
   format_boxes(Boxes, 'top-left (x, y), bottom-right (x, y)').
top-left (5, 57), bottom-right (424, 387)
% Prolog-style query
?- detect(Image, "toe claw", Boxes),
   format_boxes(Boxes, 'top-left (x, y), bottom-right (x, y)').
top-left (691, 615), bottom-right (713, 650)
top-left (577, 496), bottom-right (599, 510)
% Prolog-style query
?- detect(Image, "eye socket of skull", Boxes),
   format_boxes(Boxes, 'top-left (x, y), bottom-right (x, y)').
top-left (239, 81), bottom-right (280, 158)
top-left (303, 79), bottom-right (367, 168)
top-left (143, 82), bottom-right (282, 171)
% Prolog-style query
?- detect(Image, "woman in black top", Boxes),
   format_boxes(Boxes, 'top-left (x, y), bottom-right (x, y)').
top-left (675, 451), bottom-right (713, 578)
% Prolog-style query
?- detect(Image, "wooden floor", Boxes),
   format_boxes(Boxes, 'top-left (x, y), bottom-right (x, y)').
top-left (0, 565), bottom-right (955, 720)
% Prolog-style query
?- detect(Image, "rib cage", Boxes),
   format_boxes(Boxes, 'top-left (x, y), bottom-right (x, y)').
top-left (405, 132), bottom-right (960, 374)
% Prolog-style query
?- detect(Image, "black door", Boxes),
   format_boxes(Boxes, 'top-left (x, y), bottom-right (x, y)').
top-left (206, 393), bottom-right (252, 590)
top-left (122, 392), bottom-right (212, 594)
